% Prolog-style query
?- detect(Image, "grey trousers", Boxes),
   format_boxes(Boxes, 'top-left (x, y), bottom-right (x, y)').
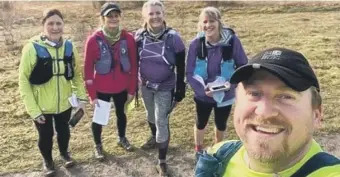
top-left (141, 86), bottom-right (173, 143)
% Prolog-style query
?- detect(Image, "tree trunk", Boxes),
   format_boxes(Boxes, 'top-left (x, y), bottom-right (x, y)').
top-left (206, 1), bottom-right (218, 7)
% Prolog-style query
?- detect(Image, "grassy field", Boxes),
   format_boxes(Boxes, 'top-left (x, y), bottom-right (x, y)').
top-left (0, 1), bottom-right (339, 174)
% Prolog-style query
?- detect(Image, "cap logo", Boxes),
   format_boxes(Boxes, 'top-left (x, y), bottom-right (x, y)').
top-left (261, 50), bottom-right (282, 60)
top-left (252, 63), bottom-right (261, 69)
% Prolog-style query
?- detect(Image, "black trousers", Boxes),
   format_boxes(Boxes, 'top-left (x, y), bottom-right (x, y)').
top-left (92, 90), bottom-right (128, 145)
top-left (34, 108), bottom-right (72, 161)
top-left (194, 98), bottom-right (232, 131)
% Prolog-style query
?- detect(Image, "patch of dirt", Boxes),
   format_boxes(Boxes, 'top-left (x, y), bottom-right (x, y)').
top-left (1, 150), bottom-right (195, 177)
top-left (315, 133), bottom-right (340, 157)
top-left (2, 134), bottom-right (339, 177)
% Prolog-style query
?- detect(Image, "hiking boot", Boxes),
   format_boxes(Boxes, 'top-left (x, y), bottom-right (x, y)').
top-left (94, 144), bottom-right (105, 161)
top-left (141, 136), bottom-right (156, 150)
top-left (117, 137), bottom-right (133, 151)
top-left (61, 152), bottom-right (75, 168)
top-left (43, 159), bottom-right (55, 177)
top-left (156, 163), bottom-right (169, 177)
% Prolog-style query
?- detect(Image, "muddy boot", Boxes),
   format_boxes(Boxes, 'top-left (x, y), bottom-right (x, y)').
top-left (61, 152), bottom-right (75, 168)
top-left (156, 162), bottom-right (169, 177)
top-left (117, 137), bottom-right (132, 152)
top-left (141, 136), bottom-right (156, 150)
top-left (43, 159), bottom-right (56, 177)
top-left (94, 144), bottom-right (105, 161)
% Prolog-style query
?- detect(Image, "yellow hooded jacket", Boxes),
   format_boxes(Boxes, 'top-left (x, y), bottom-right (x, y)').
top-left (18, 35), bottom-right (87, 119)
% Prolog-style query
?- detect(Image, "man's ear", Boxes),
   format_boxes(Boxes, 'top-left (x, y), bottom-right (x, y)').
top-left (234, 83), bottom-right (242, 103)
top-left (313, 105), bottom-right (323, 129)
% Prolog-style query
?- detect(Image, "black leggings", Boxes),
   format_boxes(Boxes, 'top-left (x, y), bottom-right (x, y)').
top-left (194, 98), bottom-right (232, 131)
top-left (34, 108), bottom-right (72, 161)
top-left (92, 90), bottom-right (128, 145)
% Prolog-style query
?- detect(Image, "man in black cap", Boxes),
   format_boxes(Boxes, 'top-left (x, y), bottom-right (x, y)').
top-left (194, 47), bottom-right (340, 177)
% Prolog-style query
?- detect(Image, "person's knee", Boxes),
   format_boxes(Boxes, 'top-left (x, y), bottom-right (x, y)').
top-left (155, 118), bottom-right (168, 130)
top-left (39, 128), bottom-right (54, 142)
top-left (57, 128), bottom-right (70, 137)
top-left (215, 123), bottom-right (227, 131)
top-left (156, 130), bottom-right (169, 143)
top-left (196, 119), bottom-right (208, 130)
top-left (146, 111), bottom-right (155, 121)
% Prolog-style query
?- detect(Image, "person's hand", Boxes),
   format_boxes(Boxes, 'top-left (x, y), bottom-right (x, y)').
top-left (78, 101), bottom-right (86, 110)
top-left (138, 77), bottom-right (143, 87)
top-left (175, 82), bottom-right (186, 102)
top-left (224, 81), bottom-right (231, 90)
top-left (205, 90), bottom-right (213, 97)
top-left (124, 94), bottom-right (135, 112)
top-left (91, 99), bottom-right (100, 107)
top-left (78, 101), bottom-right (88, 118)
top-left (126, 94), bottom-right (134, 105)
top-left (34, 115), bottom-right (46, 124)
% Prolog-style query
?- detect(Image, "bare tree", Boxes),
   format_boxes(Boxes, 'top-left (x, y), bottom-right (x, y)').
top-left (1, 1), bottom-right (12, 11)
top-left (92, 1), bottom-right (106, 9)
top-left (206, 1), bottom-right (218, 7)
top-left (1, 1), bottom-right (15, 45)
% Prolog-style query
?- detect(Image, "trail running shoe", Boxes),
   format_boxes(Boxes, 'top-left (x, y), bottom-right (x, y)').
top-left (141, 136), bottom-right (156, 150)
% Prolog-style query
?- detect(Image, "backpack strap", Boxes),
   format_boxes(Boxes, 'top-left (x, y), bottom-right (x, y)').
top-left (214, 140), bottom-right (243, 176)
top-left (163, 28), bottom-right (177, 68)
top-left (160, 27), bottom-right (172, 39)
top-left (95, 35), bottom-right (114, 69)
top-left (134, 28), bottom-right (147, 62)
top-left (134, 28), bottom-right (147, 43)
top-left (195, 141), bottom-right (242, 177)
top-left (221, 36), bottom-right (234, 61)
top-left (291, 152), bottom-right (340, 177)
top-left (119, 38), bottom-right (131, 72)
top-left (197, 36), bottom-right (207, 60)
top-left (63, 40), bottom-right (75, 80)
top-left (33, 42), bottom-right (51, 59)
top-left (221, 28), bottom-right (235, 61)
top-left (64, 40), bottom-right (73, 57)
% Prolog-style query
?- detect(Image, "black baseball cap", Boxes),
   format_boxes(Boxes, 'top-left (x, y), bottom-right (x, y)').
top-left (230, 47), bottom-right (320, 92)
top-left (100, 2), bottom-right (121, 16)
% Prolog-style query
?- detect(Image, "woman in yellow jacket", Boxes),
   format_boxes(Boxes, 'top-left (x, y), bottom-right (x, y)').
top-left (18, 9), bottom-right (87, 177)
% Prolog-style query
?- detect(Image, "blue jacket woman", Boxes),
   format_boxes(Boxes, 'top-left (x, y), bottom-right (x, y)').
top-left (186, 6), bottom-right (248, 161)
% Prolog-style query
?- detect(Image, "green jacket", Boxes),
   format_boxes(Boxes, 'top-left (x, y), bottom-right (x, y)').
top-left (18, 35), bottom-right (87, 119)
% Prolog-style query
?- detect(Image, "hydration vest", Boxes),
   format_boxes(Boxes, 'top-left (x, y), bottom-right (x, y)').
top-left (135, 27), bottom-right (176, 71)
top-left (29, 40), bottom-right (74, 85)
top-left (193, 28), bottom-right (236, 82)
top-left (195, 141), bottom-right (340, 177)
top-left (94, 35), bottom-right (130, 75)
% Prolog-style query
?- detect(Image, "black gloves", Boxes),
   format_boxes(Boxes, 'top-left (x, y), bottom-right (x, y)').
top-left (174, 50), bottom-right (186, 102)
top-left (175, 82), bottom-right (186, 102)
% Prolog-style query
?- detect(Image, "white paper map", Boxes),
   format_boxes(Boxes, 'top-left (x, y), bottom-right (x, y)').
top-left (92, 99), bottom-right (112, 126)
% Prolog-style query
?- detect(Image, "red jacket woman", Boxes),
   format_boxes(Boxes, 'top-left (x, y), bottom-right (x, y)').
top-left (84, 30), bottom-right (137, 99)
top-left (83, 2), bottom-right (137, 161)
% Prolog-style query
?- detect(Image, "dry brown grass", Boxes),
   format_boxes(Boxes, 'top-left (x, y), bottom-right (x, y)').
top-left (0, 1), bottom-right (339, 174)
